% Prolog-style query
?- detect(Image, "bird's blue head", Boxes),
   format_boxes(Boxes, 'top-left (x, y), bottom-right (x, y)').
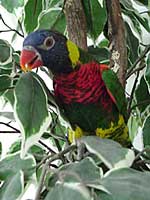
top-left (20, 29), bottom-right (80, 74)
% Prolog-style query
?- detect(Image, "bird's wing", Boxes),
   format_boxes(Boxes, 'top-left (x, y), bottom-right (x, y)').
top-left (101, 67), bottom-right (128, 121)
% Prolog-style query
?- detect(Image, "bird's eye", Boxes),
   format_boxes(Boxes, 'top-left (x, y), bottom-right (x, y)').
top-left (44, 36), bottom-right (55, 49)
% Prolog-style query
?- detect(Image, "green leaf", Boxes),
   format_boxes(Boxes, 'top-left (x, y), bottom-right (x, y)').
top-left (120, 0), bottom-right (133, 10)
top-left (81, 136), bottom-right (134, 169)
top-left (0, 153), bottom-right (35, 181)
top-left (37, 8), bottom-right (66, 33)
top-left (82, 0), bottom-right (107, 40)
top-left (98, 38), bottom-right (109, 48)
top-left (0, 112), bottom-right (15, 121)
top-left (135, 76), bottom-right (150, 114)
top-left (136, 0), bottom-right (148, 6)
top-left (49, 157), bottom-right (101, 187)
top-left (53, 13), bottom-right (66, 33)
top-left (0, 63), bottom-right (13, 71)
top-left (3, 88), bottom-right (15, 107)
top-left (134, 13), bottom-right (150, 32)
top-left (94, 190), bottom-right (114, 200)
top-left (0, 68), bottom-right (12, 76)
top-left (101, 168), bottom-right (150, 200)
top-left (14, 72), bottom-right (51, 157)
top-left (143, 115), bottom-right (150, 146)
top-left (0, 171), bottom-right (23, 200)
top-left (45, 183), bottom-right (91, 200)
top-left (128, 115), bottom-right (140, 142)
top-left (0, 0), bottom-right (24, 13)
top-left (121, 0), bottom-right (150, 32)
top-left (24, 0), bottom-right (43, 33)
top-left (0, 142), bottom-right (2, 158)
top-left (88, 46), bottom-right (110, 63)
top-left (95, 190), bottom-right (113, 200)
top-left (102, 69), bottom-right (128, 120)
top-left (29, 144), bottom-right (46, 162)
top-left (48, 0), bottom-right (63, 8)
top-left (0, 39), bottom-right (12, 65)
top-left (125, 22), bottom-right (139, 65)
top-left (123, 10), bottom-right (142, 36)
top-left (0, 75), bottom-right (12, 96)
top-left (8, 140), bottom-right (46, 162)
top-left (145, 54), bottom-right (150, 93)
top-left (8, 140), bottom-right (21, 154)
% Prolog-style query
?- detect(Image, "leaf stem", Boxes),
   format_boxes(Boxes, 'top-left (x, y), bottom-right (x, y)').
top-left (126, 44), bottom-right (150, 79)
top-left (134, 147), bottom-right (150, 161)
top-left (34, 144), bottom-right (77, 200)
top-left (0, 122), bottom-right (20, 132)
top-left (38, 140), bottom-right (56, 154)
top-left (0, 86), bottom-right (15, 93)
top-left (0, 14), bottom-right (24, 38)
top-left (34, 161), bottom-right (48, 200)
top-left (126, 64), bottom-right (146, 79)
top-left (130, 99), bottom-right (150, 111)
top-left (0, 131), bottom-right (19, 134)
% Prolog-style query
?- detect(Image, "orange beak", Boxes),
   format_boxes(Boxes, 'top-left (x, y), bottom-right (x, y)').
top-left (20, 48), bottom-right (43, 72)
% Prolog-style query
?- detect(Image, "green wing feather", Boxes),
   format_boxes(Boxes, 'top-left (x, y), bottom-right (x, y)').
top-left (102, 69), bottom-right (128, 121)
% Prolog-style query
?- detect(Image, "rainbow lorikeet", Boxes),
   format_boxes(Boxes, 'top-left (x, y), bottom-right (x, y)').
top-left (20, 30), bottom-right (130, 146)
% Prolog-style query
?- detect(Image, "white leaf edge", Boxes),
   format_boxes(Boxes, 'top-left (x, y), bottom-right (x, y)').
top-left (0, 39), bottom-right (12, 66)
top-left (98, 0), bottom-right (104, 7)
top-left (36, 7), bottom-right (62, 30)
top-left (56, 182), bottom-right (91, 200)
top-left (14, 75), bottom-right (51, 158)
top-left (82, 137), bottom-right (135, 169)
top-left (114, 148), bottom-right (135, 169)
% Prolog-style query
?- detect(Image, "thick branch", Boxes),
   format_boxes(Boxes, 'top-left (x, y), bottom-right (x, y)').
top-left (64, 0), bottom-right (87, 50)
top-left (106, 0), bottom-right (127, 87)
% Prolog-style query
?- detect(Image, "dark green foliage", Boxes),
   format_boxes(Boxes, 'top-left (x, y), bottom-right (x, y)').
top-left (102, 69), bottom-right (128, 120)
top-left (62, 102), bottom-right (119, 131)
top-left (135, 76), bottom-right (150, 113)
top-left (0, 0), bottom-right (150, 199)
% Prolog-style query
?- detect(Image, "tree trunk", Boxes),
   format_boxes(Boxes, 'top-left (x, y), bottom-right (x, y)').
top-left (106, 0), bottom-right (127, 87)
top-left (64, 0), bottom-right (88, 51)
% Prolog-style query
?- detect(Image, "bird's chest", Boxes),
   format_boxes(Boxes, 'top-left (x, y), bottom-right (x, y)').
top-left (53, 65), bottom-right (115, 131)
top-left (54, 65), bottom-right (110, 106)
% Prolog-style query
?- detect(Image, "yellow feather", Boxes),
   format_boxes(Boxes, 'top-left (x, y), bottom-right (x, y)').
top-left (68, 115), bottom-right (129, 146)
top-left (66, 40), bottom-right (80, 67)
top-left (68, 126), bottom-right (84, 143)
top-left (96, 114), bottom-right (129, 145)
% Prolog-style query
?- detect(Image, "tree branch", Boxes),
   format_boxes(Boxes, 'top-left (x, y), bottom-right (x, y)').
top-left (0, 122), bottom-right (20, 132)
top-left (126, 44), bottom-right (150, 79)
top-left (38, 140), bottom-right (56, 154)
top-left (0, 131), bottom-right (19, 134)
top-left (130, 99), bottom-right (150, 111)
top-left (0, 14), bottom-right (24, 38)
top-left (134, 147), bottom-right (150, 161)
top-left (0, 87), bottom-right (15, 93)
top-left (64, 0), bottom-right (88, 50)
top-left (106, 0), bottom-right (127, 87)
top-left (34, 144), bottom-right (77, 200)
top-left (126, 64), bottom-right (146, 79)
top-left (0, 122), bottom-right (56, 154)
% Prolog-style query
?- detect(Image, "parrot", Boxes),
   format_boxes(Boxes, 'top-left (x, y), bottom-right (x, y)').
top-left (20, 29), bottom-right (130, 146)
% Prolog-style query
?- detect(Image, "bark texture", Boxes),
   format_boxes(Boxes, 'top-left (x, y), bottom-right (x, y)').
top-left (64, 0), bottom-right (87, 51)
top-left (106, 0), bottom-right (127, 87)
